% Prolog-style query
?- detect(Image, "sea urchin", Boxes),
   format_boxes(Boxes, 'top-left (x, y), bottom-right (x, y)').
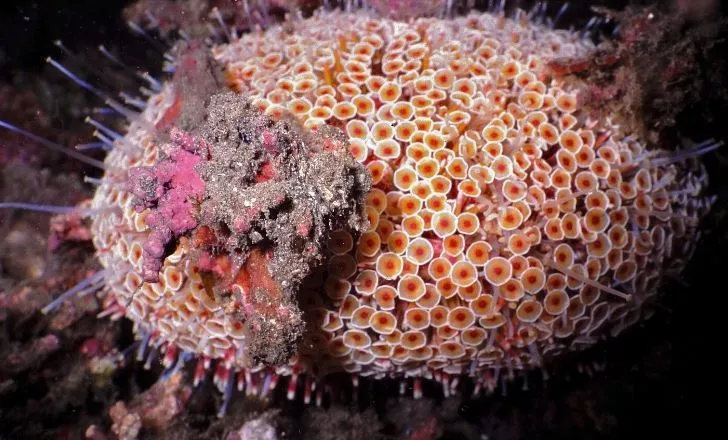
top-left (1, 2), bottom-right (718, 414)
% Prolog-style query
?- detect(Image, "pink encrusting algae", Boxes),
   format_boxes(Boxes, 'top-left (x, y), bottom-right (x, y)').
top-left (16, 3), bottom-right (717, 412)
top-left (127, 134), bottom-right (206, 282)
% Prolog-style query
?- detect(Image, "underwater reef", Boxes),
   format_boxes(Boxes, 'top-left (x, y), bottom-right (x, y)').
top-left (1, 1), bottom-right (726, 439)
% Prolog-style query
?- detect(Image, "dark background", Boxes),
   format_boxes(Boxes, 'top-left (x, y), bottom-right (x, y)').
top-left (0, 0), bottom-right (145, 76)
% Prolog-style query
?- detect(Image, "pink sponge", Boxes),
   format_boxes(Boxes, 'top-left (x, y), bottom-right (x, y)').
top-left (127, 132), bottom-right (205, 282)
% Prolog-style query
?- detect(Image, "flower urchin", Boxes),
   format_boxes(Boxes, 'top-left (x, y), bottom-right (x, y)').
top-left (2, 2), bottom-right (718, 413)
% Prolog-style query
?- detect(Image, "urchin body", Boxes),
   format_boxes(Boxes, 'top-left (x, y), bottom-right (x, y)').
top-left (89, 7), bottom-right (711, 397)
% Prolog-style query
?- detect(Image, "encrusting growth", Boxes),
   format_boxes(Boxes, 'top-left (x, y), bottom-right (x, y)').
top-left (97, 78), bottom-right (370, 370)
